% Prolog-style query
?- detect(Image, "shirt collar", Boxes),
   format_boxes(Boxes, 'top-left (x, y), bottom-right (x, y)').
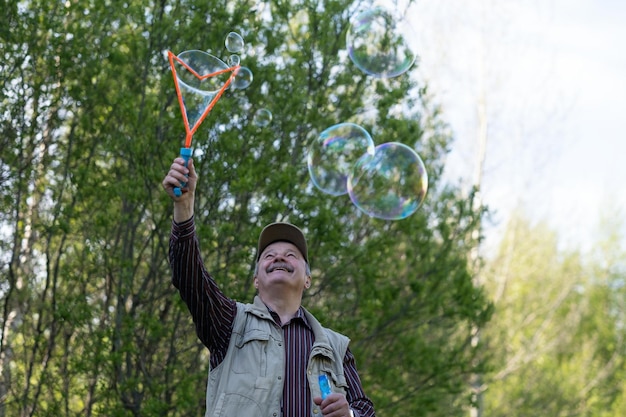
top-left (265, 304), bottom-right (311, 329)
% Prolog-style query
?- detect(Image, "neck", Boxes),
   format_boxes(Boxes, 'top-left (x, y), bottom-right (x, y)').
top-left (259, 291), bottom-right (302, 324)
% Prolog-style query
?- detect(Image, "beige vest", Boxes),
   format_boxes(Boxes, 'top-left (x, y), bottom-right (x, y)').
top-left (205, 296), bottom-right (350, 417)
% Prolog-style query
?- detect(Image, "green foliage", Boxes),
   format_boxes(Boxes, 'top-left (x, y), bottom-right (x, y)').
top-left (481, 211), bottom-right (626, 416)
top-left (0, 0), bottom-right (489, 416)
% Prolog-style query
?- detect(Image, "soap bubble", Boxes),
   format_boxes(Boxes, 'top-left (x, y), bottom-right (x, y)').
top-left (307, 123), bottom-right (376, 196)
top-left (231, 66), bottom-right (253, 89)
top-left (173, 50), bottom-right (231, 130)
top-left (225, 32), bottom-right (244, 53)
top-left (228, 54), bottom-right (241, 66)
top-left (175, 50), bottom-right (230, 93)
top-left (253, 108), bottom-right (272, 127)
top-left (346, 6), bottom-right (417, 78)
top-left (347, 142), bottom-right (427, 220)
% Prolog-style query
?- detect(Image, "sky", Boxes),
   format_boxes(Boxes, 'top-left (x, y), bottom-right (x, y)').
top-left (402, 0), bottom-right (626, 254)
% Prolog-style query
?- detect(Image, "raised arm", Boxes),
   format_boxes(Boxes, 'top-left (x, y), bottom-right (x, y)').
top-left (163, 157), bottom-right (236, 366)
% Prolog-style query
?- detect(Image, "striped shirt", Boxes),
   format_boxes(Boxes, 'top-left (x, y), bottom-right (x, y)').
top-left (169, 217), bottom-right (375, 417)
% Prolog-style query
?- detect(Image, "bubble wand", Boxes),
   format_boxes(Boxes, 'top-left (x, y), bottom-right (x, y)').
top-left (168, 50), bottom-right (240, 196)
top-left (319, 375), bottom-right (332, 399)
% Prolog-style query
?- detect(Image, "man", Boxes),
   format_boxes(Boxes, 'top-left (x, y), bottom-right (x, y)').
top-left (162, 156), bottom-right (376, 417)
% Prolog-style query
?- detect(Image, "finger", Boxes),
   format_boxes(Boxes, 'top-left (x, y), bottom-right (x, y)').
top-left (321, 395), bottom-right (349, 416)
top-left (162, 175), bottom-right (182, 193)
top-left (164, 171), bottom-right (186, 187)
top-left (170, 160), bottom-right (189, 175)
top-left (186, 159), bottom-right (197, 179)
top-left (163, 165), bottom-right (188, 187)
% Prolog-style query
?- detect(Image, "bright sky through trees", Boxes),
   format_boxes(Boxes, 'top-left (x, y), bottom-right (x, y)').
top-left (406, 0), bottom-right (626, 252)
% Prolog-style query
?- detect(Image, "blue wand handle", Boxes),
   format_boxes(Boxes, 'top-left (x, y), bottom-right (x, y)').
top-left (319, 375), bottom-right (332, 399)
top-left (173, 147), bottom-right (193, 197)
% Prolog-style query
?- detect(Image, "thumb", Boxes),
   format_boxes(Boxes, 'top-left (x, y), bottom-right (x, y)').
top-left (185, 158), bottom-right (198, 192)
top-left (186, 158), bottom-right (196, 177)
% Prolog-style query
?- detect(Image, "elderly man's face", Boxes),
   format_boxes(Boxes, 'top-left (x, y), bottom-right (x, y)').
top-left (254, 241), bottom-right (310, 294)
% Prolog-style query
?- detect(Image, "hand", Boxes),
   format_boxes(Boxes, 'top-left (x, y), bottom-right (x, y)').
top-left (162, 157), bottom-right (197, 198)
top-left (162, 157), bottom-right (197, 222)
top-left (313, 393), bottom-right (353, 417)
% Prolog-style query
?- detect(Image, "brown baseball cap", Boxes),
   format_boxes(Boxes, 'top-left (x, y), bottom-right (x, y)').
top-left (257, 222), bottom-right (308, 263)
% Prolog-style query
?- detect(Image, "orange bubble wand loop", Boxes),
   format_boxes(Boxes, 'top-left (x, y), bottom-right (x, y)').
top-left (168, 50), bottom-right (240, 196)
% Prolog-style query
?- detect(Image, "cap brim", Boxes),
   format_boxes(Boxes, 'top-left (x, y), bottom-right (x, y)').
top-left (257, 222), bottom-right (308, 263)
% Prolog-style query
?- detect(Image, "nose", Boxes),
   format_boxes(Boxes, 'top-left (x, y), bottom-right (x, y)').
top-left (273, 253), bottom-right (285, 262)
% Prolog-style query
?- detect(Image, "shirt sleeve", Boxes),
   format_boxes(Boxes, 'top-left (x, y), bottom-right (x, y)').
top-left (344, 348), bottom-right (376, 416)
top-left (169, 216), bottom-right (237, 368)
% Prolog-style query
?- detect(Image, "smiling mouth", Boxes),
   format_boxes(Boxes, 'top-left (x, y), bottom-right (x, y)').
top-left (267, 262), bottom-right (294, 273)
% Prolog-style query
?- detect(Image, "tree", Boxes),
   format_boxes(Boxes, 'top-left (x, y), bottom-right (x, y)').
top-left (1, 1), bottom-right (491, 416)
top-left (481, 210), bottom-right (626, 416)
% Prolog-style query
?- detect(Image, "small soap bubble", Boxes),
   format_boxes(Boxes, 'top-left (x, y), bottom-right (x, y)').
top-left (307, 123), bottom-right (376, 196)
top-left (231, 66), bottom-right (253, 89)
top-left (253, 108), bottom-right (273, 127)
top-left (225, 31), bottom-right (244, 53)
top-left (347, 142), bottom-right (428, 220)
top-left (346, 6), bottom-right (417, 78)
top-left (228, 54), bottom-right (240, 66)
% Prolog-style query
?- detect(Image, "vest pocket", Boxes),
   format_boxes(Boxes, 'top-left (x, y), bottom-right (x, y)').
top-left (321, 367), bottom-right (349, 392)
top-left (232, 328), bottom-right (269, 375)
top-left (213, 392), bottom-right (265, 417)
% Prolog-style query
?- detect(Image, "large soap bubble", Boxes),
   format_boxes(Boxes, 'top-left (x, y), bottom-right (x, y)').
top-left (346, 6), bottom-right (417, 78)
top-left (307, 123), bottom-right (376, 196)
top-left (347, 142), bottom-right (428, 220)
top-left (173, 50), bottom-right (232, 133)
top-left (175, 50), bottom-right (231, 94)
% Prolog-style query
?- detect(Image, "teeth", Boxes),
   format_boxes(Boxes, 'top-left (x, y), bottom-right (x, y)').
top-left (268, 263), bottom-right (292, 273)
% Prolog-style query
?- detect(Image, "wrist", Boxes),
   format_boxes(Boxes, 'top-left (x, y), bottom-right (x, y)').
top-left (173, 200), bottom-right (194, 223)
